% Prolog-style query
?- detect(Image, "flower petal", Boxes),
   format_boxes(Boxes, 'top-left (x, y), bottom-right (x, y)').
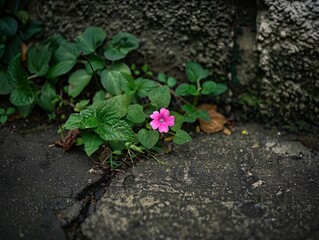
top-left (160, 108), bottom-right (170, 118)
top-left (166, 116), bottom-right (175, 126)
top-left (150, 120), bottom-right (160, 130)
top-left (158, 124), bottom-right (169, 133)
top-left (150, 111), bottom-right (160, 120)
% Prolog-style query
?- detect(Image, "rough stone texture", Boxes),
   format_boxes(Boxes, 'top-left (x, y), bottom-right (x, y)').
top-left (0, 124), bottom-right (100, 240)
top-left (257, 0), bottom-right (319, 125)
top-left (81, 124), bottom-right (319, 240)
top-left (32, 0), bottom-right (236, 75)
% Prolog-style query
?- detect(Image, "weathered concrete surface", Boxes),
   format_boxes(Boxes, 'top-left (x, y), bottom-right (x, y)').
top-left (81, 124), bottom-right (319, 240)
top-left (257, 0), bottom-right (319, 125)
top-left (0, 124), bottom-right (101, 240)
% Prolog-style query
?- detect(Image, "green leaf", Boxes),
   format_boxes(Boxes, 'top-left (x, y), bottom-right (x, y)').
top-left (95, 96), bottom-right (122, 123)
top-left (170, 111), bottom-right (184, 131)
top-left (202, 81), bottom-right (217, 95)
top-left (0, 108), bottom-right (5, 115)
top-left (182, 104), bottom-right (210, 123)
top-left (38, 81), bottom-right (59, 112)
top-left (19, 20), bottom-right (44, 41)
top-left (2, 35), bottom-right (21, 64)
top-left (84, 55), bottom-right (105, 74)
top-left (76, 26), bottom-right (106, 55)
top-left (82, 130), bottom-right (104, 156)
top-left (47, 43), bottom-right (79, 78)
top-left (104, 32), bottom-right (139, 61)
top-left (167, 77), bottom-right (177, 87)
top-left (135, 78), bottom-right (158, 97)
top-left (138, 129), bottom-right (159, 149)
top-left (93, 90), bottom-right (106, 103)
top-left (0, 17), bottom-right (18, 37)
top-left (126, 104), bottom-right (145, 123)
top-left (185, 61), bottom-right (209, 83)
top-left (0, 70), bottom-right (14, 95)
top-left (6, 107), bottom-right (15, 115)
top-left (0, 115), bottom-right (7, 124)
top-left (175, 83), bottom-right (190, 96)
top-left (100, 63), bottom-right (132, 95)
top-left (68, 69), bottom-right (92, 98)
top-left (173, 130), bottom-right (191, 144)
top-left (96, 120), bottom-right (135, 142)
top-left (157, 72), bottom-right (166, 83)
top-left (187, 84), bottom-right (199, 96)
top-left (7, 55), bottom-right (35, 106)
top-left (64, 107), bottom-right (99, 130)
top-left (74, 99), bottom-right (90, 112)
top-left (148, 86), bottom-right (171, 108)
top-left (17, 101), bottom-right (36, 118)
top-left (26, 43), bottom-right (52, 77)
top-left (211, 83), bottom-right (228, 96)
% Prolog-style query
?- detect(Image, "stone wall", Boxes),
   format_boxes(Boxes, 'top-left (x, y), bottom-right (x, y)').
top-left (257, 0), bottom-right (319, 127)
top-left (30, 0), bottom-right (319, 128)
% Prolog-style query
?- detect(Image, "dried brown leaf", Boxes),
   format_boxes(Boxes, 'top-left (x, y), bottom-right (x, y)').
top-left (197, 104), bottom-right (227, 133)
top-left (55, 129), bottom-right (80, 151)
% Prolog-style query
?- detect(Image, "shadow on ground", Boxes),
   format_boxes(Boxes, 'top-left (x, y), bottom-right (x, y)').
top-left (0, 123), bottom-right (318, 240)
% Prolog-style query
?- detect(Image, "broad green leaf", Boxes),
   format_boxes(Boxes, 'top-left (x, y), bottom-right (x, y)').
top-left (104, 32), bottom-right (139, 61)
top-left (173, 130), bottom-right (191, 144)
top-left (148, 86), bottom-right (171, 108)
top-left (17, 102), bottom-right (35, 118)
top-left (126, 104), bottom-right (145, 123)
top-left (157, 72), bottom-right (166, 83)
top-left (74, 99), bottom-right (90, 112)
top-left (93, 90), bottom-right (106, 103)
top-left (185, 61), bottom-right (209, 83)
top-left (167, 77), bottom-right (177, 87)
top-left (0, 115), bottom-right (7, 124)
top-left (175, 83), bottom-right (190, 96)
top-left (47, 42), bottom-right (79, 78)
top-left (0, 108), bottom-right (5, 115)
top-left (2, 35), bottom-right (21, 64)
top-left (212, 83), bottom-right (228, 96)
top-left (0, 17), bottom-right (18, 37)
top-left (46, 60), bottom-right (77, 79)
top-left (135, 78), bottom-right (158, 97)
top-left (96, 120), bottom-right (135, 142)
top-left (95, 96), bottom-right (122, 123)
top-left (82, 130), bottom-right (104, 156)
top-left (182, 104), bottom-right (210, 123)
top-left (68, 69), bottom-right (92, 98)
top-left (138, 129), bottom-right (159, 149)
top-left (84, 55), bottom-right (105, 74)
top-left (76, 26), bottom-right (106, 55)
top-left (202, 81), bottom-right (217, 95)
top-left (19, 19), bottom-right (44, 41)
top-left (100, 63), bottom-right (131, 95)
top-left (170, 111), bottom-right (184, 131)
top-left (26, 43), bottom-right (52, 77)
top-left (38, 81), bottom-right (59, 112)
top-left (64, 107), bottom-right (99, 130)
top-left (187, 84), bottom-right (199, 96)
top-left (7, 54), bottom-right (36, 106)
top-left (6, 107), bottom-right (15, 115)
top-left (0, 70), bottom-right (14, 94)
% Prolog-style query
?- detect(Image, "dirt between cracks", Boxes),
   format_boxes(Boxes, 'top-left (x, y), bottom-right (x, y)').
top-left (0, 121), bottom-right (318, 240)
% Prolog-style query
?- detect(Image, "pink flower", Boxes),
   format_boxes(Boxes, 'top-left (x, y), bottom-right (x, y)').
top-left (150, 108), bottom-right (175, 133)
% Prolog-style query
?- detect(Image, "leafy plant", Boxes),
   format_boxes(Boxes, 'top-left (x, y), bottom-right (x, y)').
top-left (0, 0), bottom-right (44, 65)
top-left (0, 106), bottom-right (15, 124)
top-left (175, 61), bottom-right (228, 123)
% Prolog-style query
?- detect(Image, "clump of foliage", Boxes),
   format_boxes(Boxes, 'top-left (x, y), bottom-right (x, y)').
top-left (1, 21), bottom-right (228, 167)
